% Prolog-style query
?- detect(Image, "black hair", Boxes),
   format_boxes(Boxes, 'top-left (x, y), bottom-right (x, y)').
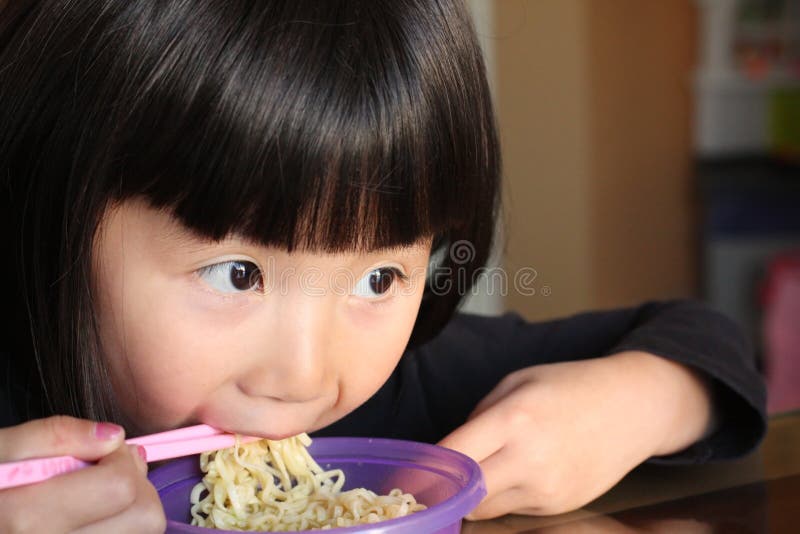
top-left (0, 0), bottom-right (500, 423)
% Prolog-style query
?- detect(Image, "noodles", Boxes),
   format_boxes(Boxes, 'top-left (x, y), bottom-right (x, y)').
top-left (189, 434), bottom-right (426, 531)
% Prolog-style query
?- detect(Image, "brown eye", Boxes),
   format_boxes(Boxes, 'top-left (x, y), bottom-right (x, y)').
top-left (354, 267), bottom-right (402, 299)
top-left (198, 260), bottom-right (263, 293)
top-left (229, 261), bottom-right (262, 291)
top-left (369, 269), bottom-right (396, 295)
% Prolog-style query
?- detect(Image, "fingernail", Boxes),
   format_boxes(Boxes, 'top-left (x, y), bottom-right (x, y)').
top-left (94, 422), bottom-right (123, 440)
top-left (136, 445), bottom-right (147, 462)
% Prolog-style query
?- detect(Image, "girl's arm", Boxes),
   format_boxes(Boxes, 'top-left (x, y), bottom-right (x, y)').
top-left (317, 300), bottom-right (767, 516)
top-left (322, 299), bottom-right (766, 461)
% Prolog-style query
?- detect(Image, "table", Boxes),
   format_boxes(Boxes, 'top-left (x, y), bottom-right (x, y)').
top-left (466, 410), bottom-right (800, 533)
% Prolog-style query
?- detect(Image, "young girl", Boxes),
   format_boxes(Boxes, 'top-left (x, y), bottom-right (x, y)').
top-left (0, 1), bottom-right (765, 532)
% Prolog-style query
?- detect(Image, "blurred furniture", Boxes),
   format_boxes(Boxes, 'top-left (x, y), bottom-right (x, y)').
top-left (762, 251), bottom-right (800, 414)
top-left (696, 156), bottom-right (800, 351)
top-left (694, 0), bottom-right (800, 157)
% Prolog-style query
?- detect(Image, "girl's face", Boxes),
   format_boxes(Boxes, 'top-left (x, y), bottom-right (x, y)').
top-left (92, 199), bottom-right (431, 437)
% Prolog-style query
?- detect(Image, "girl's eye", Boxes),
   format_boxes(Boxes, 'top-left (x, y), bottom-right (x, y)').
top-left (352, 267), bottom-right (404, 300)
top-left (197, 261), bottom-right (263, 294)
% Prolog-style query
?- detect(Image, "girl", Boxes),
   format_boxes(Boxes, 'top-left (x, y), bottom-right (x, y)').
top-left (0, 1), bottom-right (765, 532)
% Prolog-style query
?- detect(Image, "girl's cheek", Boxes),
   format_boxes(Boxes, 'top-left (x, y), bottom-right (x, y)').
top-left (344, 291), bottom-right (410, 328)
top-left (122, 288), bottom-right (235, 384)
top-left (343, 298), bottom-right (418, 368)
top-left (114, 309), bottom-right (224, 429)
top-left (183, 276), bottom-right (262, 321)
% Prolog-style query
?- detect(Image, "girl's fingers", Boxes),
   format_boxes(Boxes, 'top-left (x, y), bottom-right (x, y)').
top-left (0, 443), bottom-right (144, 533)
top-left (466, 486), bottom-right (533, 520)
top-left (474, 447), bottom-right (522, 499)
top-left (71, 468), bottom-right (165, 534)
top-left (437, 404), bottom-right (507, 463)
top-left (0, 415), bottom-right (125, 462)
top-left (467, 485), bottom-right (567, 520)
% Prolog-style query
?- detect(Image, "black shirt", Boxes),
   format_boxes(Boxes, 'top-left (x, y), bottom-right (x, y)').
top-left (314, 299), bottom-right (767, 465)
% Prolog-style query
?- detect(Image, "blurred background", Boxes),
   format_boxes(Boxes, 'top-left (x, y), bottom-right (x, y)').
top-left (461, 0), bottom-right (800, 414)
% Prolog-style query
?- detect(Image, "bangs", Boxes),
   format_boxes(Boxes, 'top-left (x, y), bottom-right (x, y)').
top-left (106, 0), bottom-right (498, 253)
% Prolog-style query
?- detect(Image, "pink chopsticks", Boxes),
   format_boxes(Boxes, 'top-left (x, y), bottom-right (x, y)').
top-left (127, 424), bottom-right (260, 462)
top-left (0, 424), bottom-right (261, 490)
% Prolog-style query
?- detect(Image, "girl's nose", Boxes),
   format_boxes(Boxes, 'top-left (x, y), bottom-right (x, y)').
top-left (239, 298), bottom-right (330, 403)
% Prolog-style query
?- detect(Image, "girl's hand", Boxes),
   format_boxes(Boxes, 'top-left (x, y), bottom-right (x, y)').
top-left (439, 351), bottom-right (714, 519)
top-left (0, 416), bottom-right (166, 533)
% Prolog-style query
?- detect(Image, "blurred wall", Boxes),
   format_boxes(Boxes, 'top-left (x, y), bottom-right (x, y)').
top-left (493, 0), bottom-right (697, 320)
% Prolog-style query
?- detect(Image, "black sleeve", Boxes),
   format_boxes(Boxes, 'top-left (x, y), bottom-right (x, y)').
top-left (314, 299), bottom-right (767, 465)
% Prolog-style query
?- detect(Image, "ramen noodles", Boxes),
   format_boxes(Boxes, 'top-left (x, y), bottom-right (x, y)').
top-left (189, 433), bottom-right (426, 531)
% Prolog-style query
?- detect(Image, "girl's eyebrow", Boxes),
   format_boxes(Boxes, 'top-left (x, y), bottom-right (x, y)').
top-left (149, 228), bottom-right (242, 262)
top-left (157, 226), bottom-right (216, 252)
top-left (354, 237), bottom-right (434, 259)
top-left (156, 216), bottom-right (259, 253)
top-left (156, 212), bottom-right (432, 258)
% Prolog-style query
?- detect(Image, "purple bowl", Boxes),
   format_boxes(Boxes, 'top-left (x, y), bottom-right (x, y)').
top-left (148, 437), bottom-right (486, 534)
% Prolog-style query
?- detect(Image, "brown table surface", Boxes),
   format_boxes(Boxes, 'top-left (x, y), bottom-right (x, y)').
top-left (464, 410), bottom-right (800, 533)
